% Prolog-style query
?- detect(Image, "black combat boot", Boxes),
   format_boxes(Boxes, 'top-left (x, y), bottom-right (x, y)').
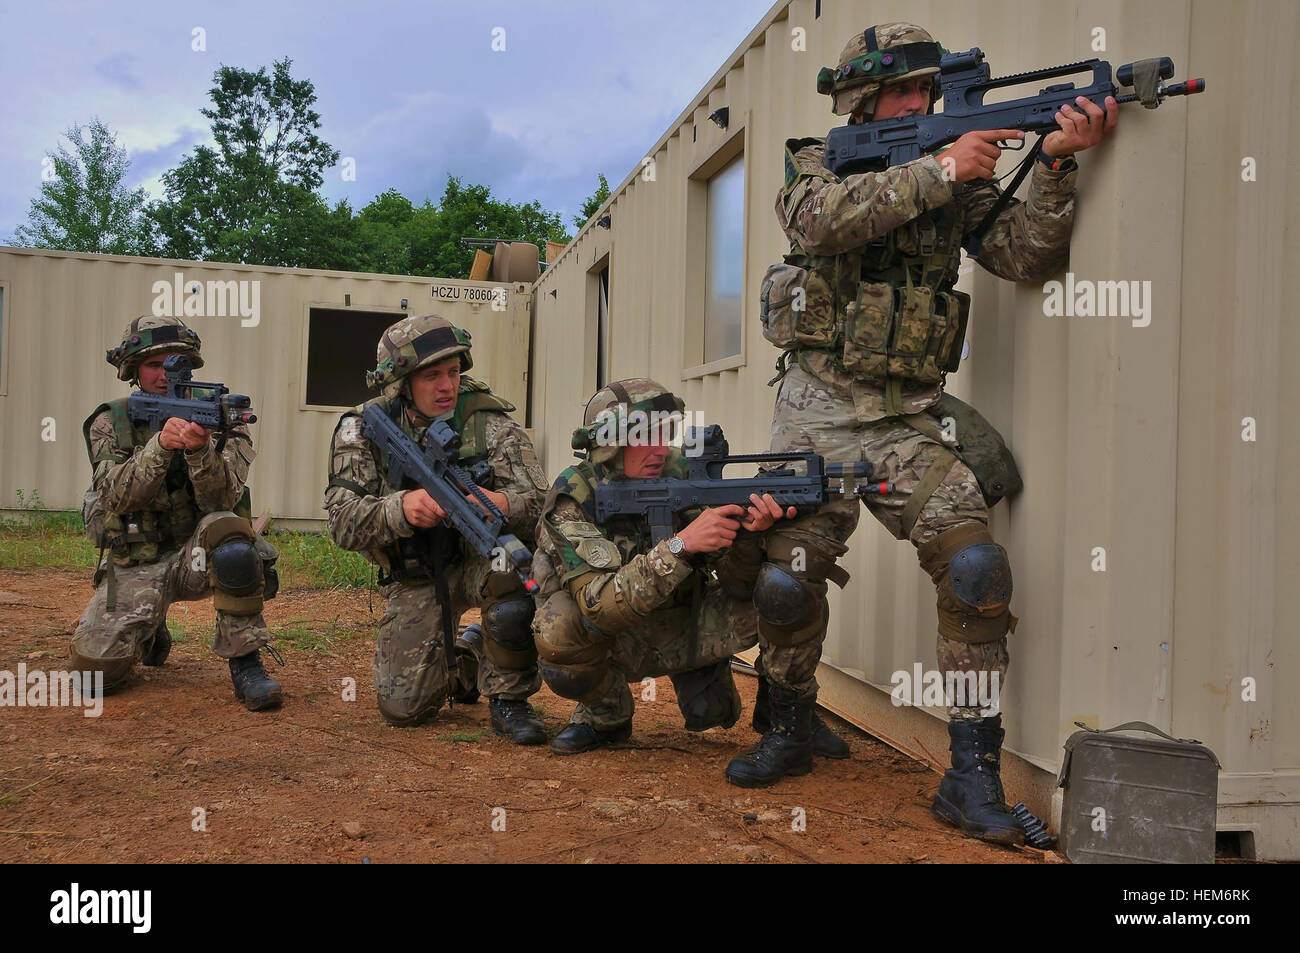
top-left (549, 720), bottom-right (632, 755)
top-left (752, 675), bottom-right (849, 760)
top-left (489, 697), bottom-right (547, 745)
top-left (450, 624), bottom-right (483, 704)
top-left (931, 714), bottom-right (1024, 844)
top-left (725, 683), bottom-right (814, 787)
top-left (141, 623), bottom-right (172, 667)
top-left (228, 651), bottom-right (283, 711)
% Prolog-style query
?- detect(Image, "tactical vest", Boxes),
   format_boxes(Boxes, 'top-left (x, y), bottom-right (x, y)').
top-left (761, 137), bottom-right (970, 387)
top-left (81, 397), bottom-right (252, 567)
top-left (335, 377), bottom-right (515, 582)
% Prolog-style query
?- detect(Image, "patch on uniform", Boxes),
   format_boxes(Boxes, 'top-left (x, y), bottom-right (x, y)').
top-left (576, 538), bottom-right (619, 568)
top-left (560, 521), bottom-right (621, 571)
top-left (519, 444), bottom-right (548, 490)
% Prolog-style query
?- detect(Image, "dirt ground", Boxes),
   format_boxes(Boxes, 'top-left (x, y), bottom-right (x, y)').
top-left (0, 569), bottom-right (1052, 864)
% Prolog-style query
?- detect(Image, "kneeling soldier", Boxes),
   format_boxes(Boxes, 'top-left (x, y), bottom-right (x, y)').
top-left (323, 315), bottom-right (548, 743)
top-left (72, 316), bottom-right (282, 709)
top-left (532, 379), bottom-right (794, 756)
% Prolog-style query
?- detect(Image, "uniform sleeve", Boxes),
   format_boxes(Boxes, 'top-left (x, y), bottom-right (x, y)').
top-left (185, 422), bottom-right (255, 512)
top-left (482, 412), bottom-right (548, 542)
top-left (780, 145), bottom-right (955, 256)
top-left (322, 415), bottom-right (414, 552)
top-left (959, 162), bottom-right (1077, 282)
top-left (545, 495), bottom-right (693, 632)
top-left (88, 409), bottom-right (173, 514)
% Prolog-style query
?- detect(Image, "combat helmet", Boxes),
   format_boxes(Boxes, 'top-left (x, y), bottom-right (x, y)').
top-left (817, 22), bottom-right (947, 118)
top-left (571, 379), bottom-right (685, 468)
top-left (366, 314), bottom-right (473, 400)
top-left (107, 315), bottom-right (203, 382)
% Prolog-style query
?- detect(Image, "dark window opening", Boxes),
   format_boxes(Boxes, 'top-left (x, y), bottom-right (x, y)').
top-left (596, 266), bottom-right (610, 389)
top-left (305, 308), bottom-right (398, 408)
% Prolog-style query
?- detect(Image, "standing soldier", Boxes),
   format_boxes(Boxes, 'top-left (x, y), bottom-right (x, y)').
top-left (324, 315), bottom-right (548, 743)
top-left (747, 22), bottom-right (1116, 836)
top-left (72, 315), bottom-right (282, 710)
top-left (531, 379), bottom-right (807, 757)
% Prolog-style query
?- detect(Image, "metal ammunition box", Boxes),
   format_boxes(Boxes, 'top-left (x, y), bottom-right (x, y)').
top-left (1057, 721), bottom-right (1221, 864)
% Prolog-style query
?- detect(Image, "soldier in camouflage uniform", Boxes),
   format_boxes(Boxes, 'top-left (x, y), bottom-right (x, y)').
top-left (740, 23), bottom-right (1117, 831)
top-left (323, 314), bottom-right (548, 743)
top-left (72, 315), bottom-right (282, 710)
top-left (531, 379), bottom-right (801, 756)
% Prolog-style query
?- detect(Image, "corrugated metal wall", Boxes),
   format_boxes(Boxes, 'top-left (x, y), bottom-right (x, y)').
top-left (0, 247), bottom-right (532, 524)
top-left (532, 0), bottom-right (1298, 857)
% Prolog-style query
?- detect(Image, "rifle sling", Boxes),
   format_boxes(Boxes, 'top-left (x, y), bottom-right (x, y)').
top-left (430, 540), bottom-right (457, 704)
top-left (964, 138), bottom-right (1043, 258)
top-left (328, 475), bottom-right (373, 498)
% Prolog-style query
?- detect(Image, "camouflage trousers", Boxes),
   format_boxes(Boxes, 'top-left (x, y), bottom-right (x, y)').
top-left (767, 364), bottom-right (1010, 720)
top-left (375, 553), bottom-right (540, 726)
top-left (534, 580), bottom-right (758, 731)
top-left (70, 514), bottom-right (271, 690)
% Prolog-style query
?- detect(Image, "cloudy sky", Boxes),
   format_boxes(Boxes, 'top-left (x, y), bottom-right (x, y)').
top-left (0, 0), bottom-right (776, 240)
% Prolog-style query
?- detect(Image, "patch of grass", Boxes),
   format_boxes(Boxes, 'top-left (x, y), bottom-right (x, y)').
top-left (0, 490), bottom-right (97, 570)
top-left (268, 530), bottom-right (373, 590)
top-left (441, 728), bottom-right (489, 743)
top-left (0, 493), bottom-right (372, 592)
top-left (273, 624), bottom-right (370, 654)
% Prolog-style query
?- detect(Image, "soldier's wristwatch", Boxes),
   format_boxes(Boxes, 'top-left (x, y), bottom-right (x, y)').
top-left (667, 535), bottom-right (686, 557)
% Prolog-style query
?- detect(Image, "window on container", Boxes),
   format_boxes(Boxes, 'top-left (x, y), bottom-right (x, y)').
top-left (597, 264), bottom-right (610, 389)
top-left (704, 155), bottom-right (744, 364)
top-left (305, 308), bottom-right (400, 408)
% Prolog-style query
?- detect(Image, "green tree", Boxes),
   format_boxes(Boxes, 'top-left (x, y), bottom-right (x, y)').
top-left (573, 172), bottom-right (611, 229)
top-left (13, 118), bottom-right (154, 255)
top-left (404, 175), bottom-right (570, 279)
top-left (148, 58), bottom-right (341, 267)
top-left (354, 189), bottom-right (416, 275)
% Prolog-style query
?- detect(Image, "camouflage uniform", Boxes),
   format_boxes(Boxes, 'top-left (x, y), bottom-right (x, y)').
top-left (532, 449), bottom-right (765, 732)
top-left (750, 20), bottom-right (1092, 827)
top-left (763, 24), bottom-right (1078, 716)
top-left (71, 316), bottom-right (278, 705)
top-left (323, 316), bottom-right (548, 728)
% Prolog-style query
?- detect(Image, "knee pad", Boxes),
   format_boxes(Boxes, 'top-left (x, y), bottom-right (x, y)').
top-left (69, 644), bottom-right (134, 693)
top-left (199, 514), bottom-right (264, 616)
top-left (752, 563), bottom-right (825, 647)
top-left (210, 538), bottom-right (265, 615)
top-left (377, 696), bottom-right (440, 728)
top-left (671, 660), bottom-right (741, 731)
top-left (919, 523), bottom-right (1014, 643)
top-left (482, 597), bottom-right (537, 668)
top-left (538, 660), bottom-right (614, 704)
top-left (533, 592), bottom-right (612, 701)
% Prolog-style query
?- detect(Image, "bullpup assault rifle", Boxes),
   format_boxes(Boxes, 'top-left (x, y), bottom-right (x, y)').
top-left (127, 354), bottom-right (257, 436)
top-left (824, 49), bottom-right (1205, 176)
top-left (594, 424), bottom-right (894, 544)
top-left (360, 403), bottom-right (539, 595)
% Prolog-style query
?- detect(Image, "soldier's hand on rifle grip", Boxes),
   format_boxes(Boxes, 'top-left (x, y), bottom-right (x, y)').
top-left (1042, 95), bottom-right (1118, 157)
top-left (159, 417), bottom-right (209, 451)
top-left (739, 493), bottom-right (797, 533)
top-left (935, 129), bottom-right (1022, 183)
top-left (178, 421), bottom-right (211, 451)
top-left (401, 489), bottom-right (447, 528)
top-left (677, 504), bottom-right (747, 554)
